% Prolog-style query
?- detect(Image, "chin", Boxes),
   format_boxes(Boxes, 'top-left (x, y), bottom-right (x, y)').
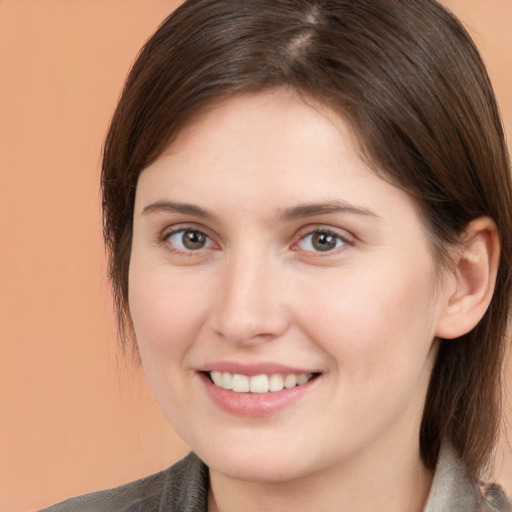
top-left (209, 456), bottom-right (309, 483)
top-left (194, 438), bottom-right (325, 483)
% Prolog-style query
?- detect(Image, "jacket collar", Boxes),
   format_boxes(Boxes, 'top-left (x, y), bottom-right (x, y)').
top-left (424, 444), bottom-right (510, 511)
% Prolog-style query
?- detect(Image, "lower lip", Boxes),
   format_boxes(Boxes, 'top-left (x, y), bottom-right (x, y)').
top-left (199, 373), bottom-right (319, 417)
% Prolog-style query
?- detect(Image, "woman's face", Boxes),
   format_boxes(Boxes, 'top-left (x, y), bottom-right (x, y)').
top-left (129, 90), bottom-right (452, 483)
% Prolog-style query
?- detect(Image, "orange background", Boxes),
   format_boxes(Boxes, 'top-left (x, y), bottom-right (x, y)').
top-left (0, 1), bottom-right (510, 511)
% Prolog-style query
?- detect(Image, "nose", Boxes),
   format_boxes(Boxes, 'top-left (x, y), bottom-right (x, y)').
top-left (210, 251), bottom-right (290, 345)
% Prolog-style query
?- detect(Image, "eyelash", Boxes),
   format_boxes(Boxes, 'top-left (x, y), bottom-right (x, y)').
top-left (293, 228), bottom-right (351, 255)
top-left (160, 225), bottom-right (352, 256)
top-left (161, 226), bottom-right (216, 254)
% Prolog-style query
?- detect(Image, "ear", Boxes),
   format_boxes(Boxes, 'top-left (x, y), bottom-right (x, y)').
top-left (435, 217), bottom-right (500, 340)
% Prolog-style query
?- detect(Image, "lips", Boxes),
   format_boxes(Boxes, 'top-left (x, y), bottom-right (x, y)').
top-left (198, 362), bottom-right (321, 416)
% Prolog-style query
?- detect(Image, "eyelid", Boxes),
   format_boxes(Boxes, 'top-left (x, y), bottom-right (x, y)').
top-left (160, 223), bottom-right (218, 253)
top-left (291, 225), bottom-right (355, 254)
top-left (157, 222), bottom-right (354, 256)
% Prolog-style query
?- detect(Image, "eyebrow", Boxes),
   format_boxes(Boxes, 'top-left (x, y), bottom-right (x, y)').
top-left (276, 201), bottom-right (380, 222)
top-left (142, 201), bottom-right (215, 219)
top-left (141, 199), bottom-right (380, 222)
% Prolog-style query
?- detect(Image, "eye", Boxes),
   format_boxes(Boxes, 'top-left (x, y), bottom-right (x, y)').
top-left (166, 229), bottom-right (213, 251)
top-left (297, 230), bottom-right (347, 253)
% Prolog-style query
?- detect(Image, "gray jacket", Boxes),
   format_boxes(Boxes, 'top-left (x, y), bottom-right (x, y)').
top-left (40, 447), bottom-right (510, 512)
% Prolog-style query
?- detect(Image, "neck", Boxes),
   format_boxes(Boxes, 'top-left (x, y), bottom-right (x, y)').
top-left (208, 441), bottom-right (433, 512)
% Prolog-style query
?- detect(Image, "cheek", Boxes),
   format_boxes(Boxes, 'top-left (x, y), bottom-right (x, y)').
top-left (300, 267), bottom-right (440, 435)
top-left (128, 262), bottom-right (217, 424)
top-left (128, 261), bottom-right (210, 363)
top-left (296, 261), bottom-right (440, 379)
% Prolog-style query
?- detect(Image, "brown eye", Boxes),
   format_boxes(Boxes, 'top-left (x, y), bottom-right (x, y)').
top-left (183, 231), bottom-right (206, 249)
top-left (168, 229), bottom-right (211, 251)
top-left (312, 232), bottom-right (338, 251)
top-left (298, 230), bottom-right (345, 252)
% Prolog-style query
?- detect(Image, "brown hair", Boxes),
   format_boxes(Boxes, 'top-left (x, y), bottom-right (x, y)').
top-left (101, 0), bottom-right (512, 481)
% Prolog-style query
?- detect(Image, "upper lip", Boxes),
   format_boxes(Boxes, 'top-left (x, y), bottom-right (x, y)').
top-left (197, 361), bottom-right (319, 376)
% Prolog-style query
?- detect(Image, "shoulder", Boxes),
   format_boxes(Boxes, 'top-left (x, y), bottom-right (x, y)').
top-left (38, 452), bottom-right (209, 512)
top-left (425, 444), bottom-right (511, 512)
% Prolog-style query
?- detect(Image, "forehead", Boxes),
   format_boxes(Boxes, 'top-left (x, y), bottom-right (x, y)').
top-left (135, 90), bottom-right (422, 227)
top-left (167, 90), bottom-right (351, 155)
top-left (140, 90), bottom-right (365, 189)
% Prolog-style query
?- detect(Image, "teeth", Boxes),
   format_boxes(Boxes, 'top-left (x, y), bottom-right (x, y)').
top-left (208, 371), bottom-right (314, 393)
top-left (249, 374), bottom-right (269, 393)
top-left (232, 374), bottom-right (249, 392)
top-left (221, 372), bottom-right (233, 390)
top-left (297, 373), bottom-right (310, 385)
top-left (211, 371), bottom-right (223, 386)
top-left (269, 374), bottom-right (284, 392)
top-left (284, 374), bottom-right (297, 388)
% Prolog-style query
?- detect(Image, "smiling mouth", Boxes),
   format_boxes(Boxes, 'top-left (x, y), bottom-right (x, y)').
top-left (205, 371), bottom-right (320, 394)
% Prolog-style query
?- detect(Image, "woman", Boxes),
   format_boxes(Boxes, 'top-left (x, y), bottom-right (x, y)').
top-left (42, 0), bottom-right (512, 510)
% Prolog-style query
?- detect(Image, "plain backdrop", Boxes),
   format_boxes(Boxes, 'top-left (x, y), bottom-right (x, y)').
top-left (0, 1), bottom-right (511, 510)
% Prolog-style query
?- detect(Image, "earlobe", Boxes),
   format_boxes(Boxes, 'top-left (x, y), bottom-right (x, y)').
top-left (435, 217), bottom-right (500, 340)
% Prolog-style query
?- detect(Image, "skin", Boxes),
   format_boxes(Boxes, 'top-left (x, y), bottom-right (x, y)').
top-left (128, 90), bottom-right (467, 512)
